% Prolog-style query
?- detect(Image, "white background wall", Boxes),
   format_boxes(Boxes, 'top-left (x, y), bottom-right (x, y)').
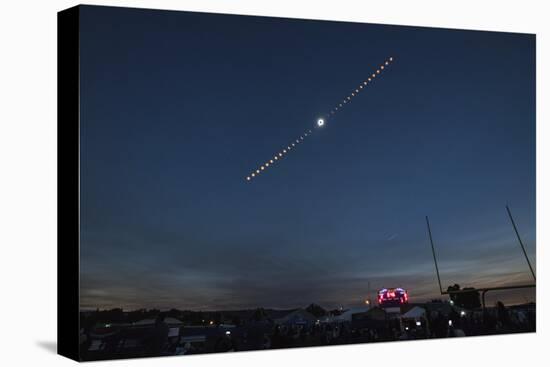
top-left (0, 0), bottom-right (547, 366)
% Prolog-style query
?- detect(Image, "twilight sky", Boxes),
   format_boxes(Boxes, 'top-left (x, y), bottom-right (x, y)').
top-left (79, 6), bottom-right (536, 310)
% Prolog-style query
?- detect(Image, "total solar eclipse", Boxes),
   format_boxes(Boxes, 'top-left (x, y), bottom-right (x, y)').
top-left (245, 56), bottom-right (394, 182)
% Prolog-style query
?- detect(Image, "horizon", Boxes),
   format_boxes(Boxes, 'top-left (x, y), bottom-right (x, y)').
top-left (80, 297), bottom-right (536, 314)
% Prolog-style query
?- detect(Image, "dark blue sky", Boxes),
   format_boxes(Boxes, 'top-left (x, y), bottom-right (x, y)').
top-left (79, 6), bottom-right (535, 310)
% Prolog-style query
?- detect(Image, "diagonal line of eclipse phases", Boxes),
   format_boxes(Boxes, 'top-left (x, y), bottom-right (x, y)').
top-left (245, 56), bottom-right (394, 182)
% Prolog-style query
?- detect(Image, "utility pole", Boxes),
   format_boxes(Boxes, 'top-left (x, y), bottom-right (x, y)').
top-left (367, 281), bottom-right (371, 306)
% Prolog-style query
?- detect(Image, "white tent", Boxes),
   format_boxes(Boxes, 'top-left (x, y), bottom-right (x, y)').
top-left (328, 306), bottom-right (371, 323)
top-left (402, 306), bottom-right (426, 319)
top-left (274, 309), bottom-right (316, 325)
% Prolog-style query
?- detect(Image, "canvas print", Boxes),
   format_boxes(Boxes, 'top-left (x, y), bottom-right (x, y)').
top-left (61, 4), bottom-right (536, 361)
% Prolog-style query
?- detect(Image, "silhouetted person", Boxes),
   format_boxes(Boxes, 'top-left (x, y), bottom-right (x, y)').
top-left (496, 301), bottom-right (510, 330)
top-left (149, 313), bottom-right (169, 356)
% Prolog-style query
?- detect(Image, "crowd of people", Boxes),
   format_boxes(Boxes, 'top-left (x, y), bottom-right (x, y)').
top-left (79, 302), bottom-right (535, 361)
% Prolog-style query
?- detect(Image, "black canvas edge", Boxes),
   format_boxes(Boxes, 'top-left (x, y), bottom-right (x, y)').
top-left (58, 5), bottom-right (81, 362)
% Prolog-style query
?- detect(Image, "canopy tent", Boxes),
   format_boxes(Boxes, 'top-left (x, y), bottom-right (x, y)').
top-left (402, 306), bottom-right (426, 319)
top-left (274, 309), bottom-right (316, 326)
top-left (329, 307), bottom-right (371, 322)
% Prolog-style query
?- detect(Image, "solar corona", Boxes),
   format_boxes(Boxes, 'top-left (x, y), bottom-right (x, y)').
top-left (245, 56), bottom-right (394, 182)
